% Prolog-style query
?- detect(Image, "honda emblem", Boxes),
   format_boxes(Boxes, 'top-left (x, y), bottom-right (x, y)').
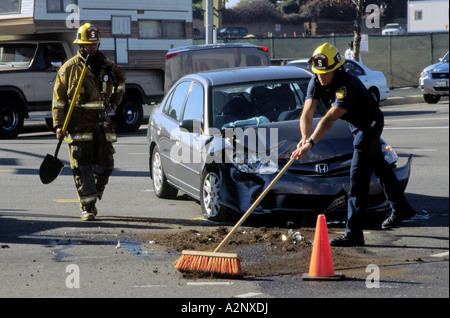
top-left (315, 163), bottom-right (329, 173)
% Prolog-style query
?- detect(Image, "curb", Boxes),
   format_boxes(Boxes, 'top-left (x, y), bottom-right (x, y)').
top-left (381, 94), bottom-right (424, 106)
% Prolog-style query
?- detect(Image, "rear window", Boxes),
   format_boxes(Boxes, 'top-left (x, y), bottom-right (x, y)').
top-left (0, 43), bottom-right (37, 67)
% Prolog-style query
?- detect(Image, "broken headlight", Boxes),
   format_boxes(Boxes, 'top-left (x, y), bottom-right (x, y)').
top-left (233, 155), bottom-right (279, 174)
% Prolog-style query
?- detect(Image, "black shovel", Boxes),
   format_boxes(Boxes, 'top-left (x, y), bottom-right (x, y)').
top-left (39, 55), bottom-right (90, 184)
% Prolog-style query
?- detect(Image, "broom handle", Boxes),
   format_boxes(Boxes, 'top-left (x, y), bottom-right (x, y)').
top-left (214, 156), bottom-right (296, 253)
top-left (61, 55), bottom-right (90, 135)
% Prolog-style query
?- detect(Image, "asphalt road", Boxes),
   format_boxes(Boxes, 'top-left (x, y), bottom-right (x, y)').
top-left (0, 100), bottom-right (448, 302)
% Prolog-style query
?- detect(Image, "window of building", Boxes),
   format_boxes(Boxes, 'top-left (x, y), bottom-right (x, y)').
top-left (414, 10), bottom-right (423, 21)
top-left (139, 20), bottom-right (185, 39)
top-left (0, 0), bottom-right (21, 15)
top-left (47, 0), bottom-right (77, 13)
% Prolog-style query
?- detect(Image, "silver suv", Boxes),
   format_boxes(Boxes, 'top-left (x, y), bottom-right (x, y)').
top-left (419, 51), bottom-right (449, 104)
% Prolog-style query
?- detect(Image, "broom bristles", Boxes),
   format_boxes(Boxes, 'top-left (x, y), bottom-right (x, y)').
top-left (174, 250), bottom-right (243, 277)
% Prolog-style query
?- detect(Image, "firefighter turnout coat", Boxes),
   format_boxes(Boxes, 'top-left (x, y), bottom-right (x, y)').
top-left (52, 50), bottom-right (126, 143)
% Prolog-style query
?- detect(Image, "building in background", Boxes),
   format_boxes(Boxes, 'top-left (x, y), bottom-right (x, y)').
top-left (407, 0), bottom-right (449, 33)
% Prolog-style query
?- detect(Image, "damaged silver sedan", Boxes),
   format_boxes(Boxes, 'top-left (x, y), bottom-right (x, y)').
top-left (147, 66), bottom-right (412, 221)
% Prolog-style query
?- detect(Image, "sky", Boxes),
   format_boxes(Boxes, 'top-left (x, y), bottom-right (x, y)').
top-left (226, 0), bottom-right (241, 8)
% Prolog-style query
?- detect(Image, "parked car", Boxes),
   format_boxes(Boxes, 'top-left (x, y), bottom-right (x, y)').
top-left (419, 51), bottom-right (449, 104)
top-left (147, 66), bottom-right (412, 221)
top-left (381, 23), bottom-right (406, 36)
top-left (217, 27), bottom-right (248, 38)
top-left (285, 59), bottom-right (389, 103)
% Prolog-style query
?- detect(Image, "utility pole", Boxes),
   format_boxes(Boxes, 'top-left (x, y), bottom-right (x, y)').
top-left (205, 0), bottom-right (213, 44)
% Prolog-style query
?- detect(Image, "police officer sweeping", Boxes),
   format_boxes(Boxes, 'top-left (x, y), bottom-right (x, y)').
top-left (52, 23), bottom-right (126, 221)
top-left (291, 43), bottom-right (416, 246)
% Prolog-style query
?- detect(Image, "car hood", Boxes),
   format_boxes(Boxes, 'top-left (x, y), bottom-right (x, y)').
top-left (216, 118), bottom-right (353, 166)
top-left (423, 61), bottom-right (449, 73)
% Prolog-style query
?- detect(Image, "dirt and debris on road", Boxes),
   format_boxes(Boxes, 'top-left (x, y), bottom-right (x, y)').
top-left (142, 225), bottom-right (377, 278)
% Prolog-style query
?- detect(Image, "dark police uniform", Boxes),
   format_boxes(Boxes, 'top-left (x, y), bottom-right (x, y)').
top-left (306, 68), bottom-right (414, 241)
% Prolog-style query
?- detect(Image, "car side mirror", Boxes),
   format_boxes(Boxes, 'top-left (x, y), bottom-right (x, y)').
top-left (51, 61), bottom-right (62, 69)
top-left (179, 119), bottom-right (202, 133)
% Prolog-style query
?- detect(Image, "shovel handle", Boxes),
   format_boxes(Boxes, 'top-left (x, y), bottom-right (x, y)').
top-left (61, 55), bottom-right (90, 135)
top-left (214, 156), bottom-right (296, 253)
top-left (54, 140), bottom-right (63, 160)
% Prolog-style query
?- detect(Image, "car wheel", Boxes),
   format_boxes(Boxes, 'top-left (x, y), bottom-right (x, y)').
top-left (0, 97), bottom-right (24, 139)
top-left (151, 148), bottom-right (178, 199)
top-left (45, 118), bottom-right (56, 132)
top-left (200, 166), bottom-right (229, 221)
top-left (423, 94), bottom-right (440, 104)
top-left (114, 94), bottom-right (143, 132)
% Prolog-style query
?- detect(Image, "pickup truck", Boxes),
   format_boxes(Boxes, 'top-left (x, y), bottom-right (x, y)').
top-left (0, 40), bottom-right (154, 138)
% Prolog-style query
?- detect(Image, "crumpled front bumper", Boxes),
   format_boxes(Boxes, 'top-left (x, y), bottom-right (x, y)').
top-left (219, 155), bottom-right (413, 215)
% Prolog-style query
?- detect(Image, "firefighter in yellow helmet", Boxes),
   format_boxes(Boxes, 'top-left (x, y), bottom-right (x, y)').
top-left (291, 43), bottom-right (415, 246)
top-left (52, 23), bottom-right (126, 221)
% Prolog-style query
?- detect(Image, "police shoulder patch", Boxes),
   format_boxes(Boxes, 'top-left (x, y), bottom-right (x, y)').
top-left (336, 86), bottom-right (347, 99)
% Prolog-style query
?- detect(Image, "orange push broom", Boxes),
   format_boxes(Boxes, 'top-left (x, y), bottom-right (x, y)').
top-left (174, 157), bottom-right (296, 278)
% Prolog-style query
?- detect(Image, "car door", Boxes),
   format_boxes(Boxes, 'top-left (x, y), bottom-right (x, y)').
top-left (32, 43), bottom-right (67, 103)
top-left (159, 80), bottom-right (192, 187)
top-left (176, 81), bottom-right (205, 198)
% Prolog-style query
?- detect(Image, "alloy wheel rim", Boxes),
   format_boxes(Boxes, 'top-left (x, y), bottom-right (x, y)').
top-left (152, 152), bottom-right (163, 193)
top-left (203, 172), bottom-right (220, 218)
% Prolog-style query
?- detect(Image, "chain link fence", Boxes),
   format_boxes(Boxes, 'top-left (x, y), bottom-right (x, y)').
top-left (195, 33), bottom-right (448, 88)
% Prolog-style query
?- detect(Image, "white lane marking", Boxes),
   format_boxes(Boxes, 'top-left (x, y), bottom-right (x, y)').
top-left (430, 251), bottom-right (449, 258)
top-left (134, 284), bottom-right (168, 288)
top-left (385, 117), bottom-right (448, 123)
top-left (187, 282), bottom-right (234, 286)
top-left (234, 292), bottom-right (263, 298)
top-left (384, 126), bottom-right (448, 130)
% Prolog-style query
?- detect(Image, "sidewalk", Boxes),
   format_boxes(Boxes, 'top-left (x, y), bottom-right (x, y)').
top-left (382, 86), bottom-right (432, 106)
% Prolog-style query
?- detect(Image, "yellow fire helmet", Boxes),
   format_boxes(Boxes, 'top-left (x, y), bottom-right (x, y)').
top-left (74, 23), bottom-right (101, 44)
top-left (310, 43), bottom-right (345, 74)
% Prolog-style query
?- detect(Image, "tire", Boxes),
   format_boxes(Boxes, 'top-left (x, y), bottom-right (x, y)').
top-left (423, 94), bottom-right (440, 104)
top-left (151, 148), bottom-right (178, 199)
top-left (200, 165), bottom-right (229, 222)
top-left (45, 118), bottom-right (56, 132)
top-left (0, 97), bottom-right (24, 139)
top-left (368, 88), bottom-right (380, 105)
top-left (114, 94), bottom-right (143, 132)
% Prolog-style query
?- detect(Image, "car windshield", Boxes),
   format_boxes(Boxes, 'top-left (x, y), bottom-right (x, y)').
top-left (212, 79), bottom-right (327, 130)
top-left (0, 43), bottom-right (37, 67)
top-left (441, 52), bottom-right (449, 63)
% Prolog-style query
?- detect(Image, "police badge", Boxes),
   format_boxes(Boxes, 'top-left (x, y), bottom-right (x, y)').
top-left (336, 86), bottom-right (347, 99)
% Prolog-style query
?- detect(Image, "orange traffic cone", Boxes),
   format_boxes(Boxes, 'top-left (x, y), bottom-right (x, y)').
top-left (302, 214), bottom-right (344, 280)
